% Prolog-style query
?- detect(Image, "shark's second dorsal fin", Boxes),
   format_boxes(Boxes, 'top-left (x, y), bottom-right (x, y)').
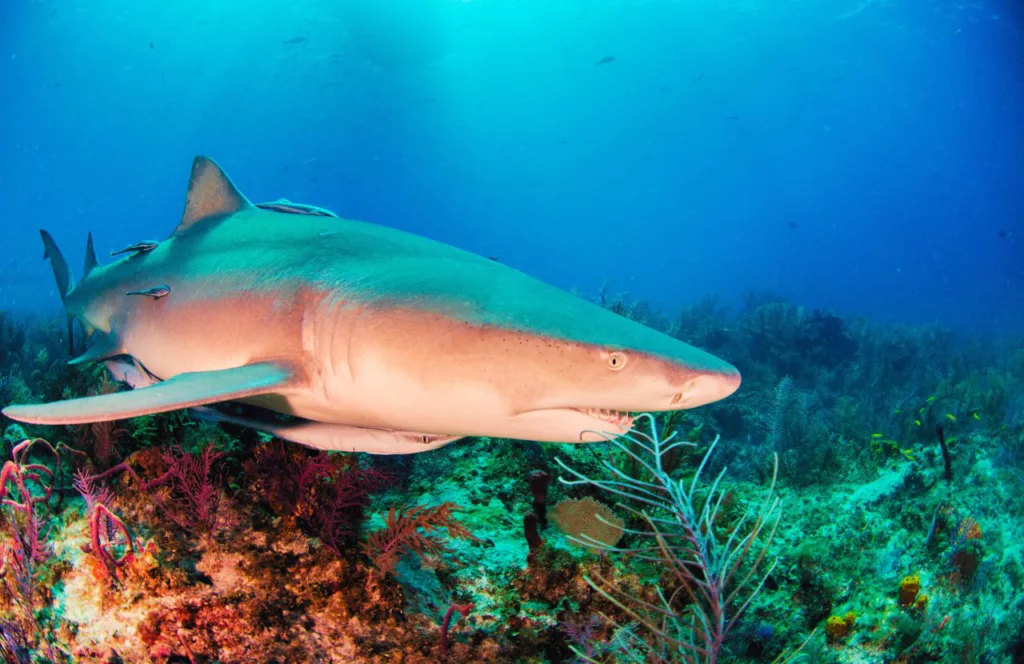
top-left (84, 232), bottom-right (99, 278)
top-left (171, 156), bottom-right (252, 236)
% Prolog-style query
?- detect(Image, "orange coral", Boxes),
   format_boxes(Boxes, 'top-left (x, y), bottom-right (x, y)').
top-left (898, 575), bottom-right (920, 607)
top-left (825, 612), bottom-right (856, 644)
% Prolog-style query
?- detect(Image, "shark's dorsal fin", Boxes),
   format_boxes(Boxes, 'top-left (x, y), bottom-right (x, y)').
top-left (172, 156), bottom-right (252, 236)
top-left (83, 232), bottom-right (99, 278)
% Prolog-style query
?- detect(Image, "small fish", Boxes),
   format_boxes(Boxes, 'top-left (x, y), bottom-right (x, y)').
top-left (595, 56), bottom-right (616, 66)
top-left (126, 285), bottom-right (170, 299)
top-left (972, 412), bottom-right (981, 421)
top-left (894, 409), bottom-right (901, 414)
top-left (787, 221), bottom-right (799, 229)
top-left (871, 433), bottom-right (883, 439)
top-left (283, 36), bottom-right (307, 45)
top-left (926, 396), bottom-right (936, 403)
top-left (945, 413), bottom-right (957, 422)
top-left (914, 419), bottom-right (922, 426)
top-left (149, 41), bottom-right (154, 49)
top-left (998, 230), bottom-right (1008, 239)
top-left (901, 449), bottom-right (915, 461)
top-left (111, 241), bottom-right (159, 257)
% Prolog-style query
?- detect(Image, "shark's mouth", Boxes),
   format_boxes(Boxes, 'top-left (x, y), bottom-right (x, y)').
top-left (575, 408), bottom-right (635, 431)
top-left (506, 406), bottom-right (636, 443)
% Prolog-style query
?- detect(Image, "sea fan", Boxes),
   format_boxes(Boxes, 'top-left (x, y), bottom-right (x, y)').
top-left (363, 502), bottom-right (477, 574)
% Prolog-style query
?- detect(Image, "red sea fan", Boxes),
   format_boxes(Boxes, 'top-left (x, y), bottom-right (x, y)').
top-left (246, 440), bottom-right (332, 515)
top-left (296, 459), bottom-right (397, 557)
top-left (153, 443), bottom-right (226, 532)
top-left (363, 502), bottom-right (478, 575)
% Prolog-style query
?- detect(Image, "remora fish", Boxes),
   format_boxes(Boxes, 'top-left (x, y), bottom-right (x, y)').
top-left (2, 157), bottom-right (741, 454)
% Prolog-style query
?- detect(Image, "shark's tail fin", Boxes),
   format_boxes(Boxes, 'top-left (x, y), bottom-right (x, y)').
top-left (39, 230), bottom-right (74, 303)
top-left (39, 229), bottom-right (78, 356)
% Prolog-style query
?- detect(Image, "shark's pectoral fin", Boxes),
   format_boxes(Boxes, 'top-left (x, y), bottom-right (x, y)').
top-left (2, 362), bottom-right (293, 425)
top-left (193, 408), bottom-right (461, 455)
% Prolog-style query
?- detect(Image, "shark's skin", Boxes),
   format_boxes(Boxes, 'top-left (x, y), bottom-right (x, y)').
top-left (2, 156), bottom-right (741, 453)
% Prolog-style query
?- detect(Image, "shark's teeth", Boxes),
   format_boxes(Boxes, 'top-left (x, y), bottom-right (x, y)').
top-left (579, 407), bottom-right (634, 429)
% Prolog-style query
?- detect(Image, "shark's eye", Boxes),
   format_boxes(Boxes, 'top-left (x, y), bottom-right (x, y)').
top-left (606, 352), bottom-right (628, 371)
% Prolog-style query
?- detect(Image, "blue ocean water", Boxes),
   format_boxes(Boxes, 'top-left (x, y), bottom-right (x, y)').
top-left (0, 0), bottom-right (1021, 334)
top-left (3, 3), bottom-right (1024, 662)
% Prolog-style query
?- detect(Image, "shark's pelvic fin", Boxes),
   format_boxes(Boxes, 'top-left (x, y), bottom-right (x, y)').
top-left (193, 408), bottom-right (462, 454)
top-left (172, 156), bottom-right (253, 236)
top-left (103, 356), bottom-right (160, 389)
top-left (2, 362), bottom-right (293, 425)
top-left (84, 232), bottom-right (99, 278)
top-left (68, 330), bottom-right (123, 365)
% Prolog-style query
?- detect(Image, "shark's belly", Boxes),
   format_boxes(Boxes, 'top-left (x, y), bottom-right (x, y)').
top-left (269, 301), bottom-right (542, 436)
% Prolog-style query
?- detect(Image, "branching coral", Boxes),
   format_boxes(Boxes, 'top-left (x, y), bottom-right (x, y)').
top-left (363, 502), bottom-right (477, 575)
top-left (246, 442), bottom-right (397, 556)
top-left (73, 468), bottom-right (136, 580)
top-left (151, 443), bottom-right (226, 533)
top-left (556, 414), bottom-right (781, 664)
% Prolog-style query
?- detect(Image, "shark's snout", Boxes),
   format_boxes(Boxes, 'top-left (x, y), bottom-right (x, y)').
top-left (668, 368), bottom-right (742, 409)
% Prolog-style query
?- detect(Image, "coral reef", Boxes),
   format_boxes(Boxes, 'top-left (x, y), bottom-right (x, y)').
top-left (0, 294), bottom-right (1022, 662)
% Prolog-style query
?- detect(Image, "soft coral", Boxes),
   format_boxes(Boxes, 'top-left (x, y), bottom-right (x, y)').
top-left (363, 502), bottom-right (478, 575)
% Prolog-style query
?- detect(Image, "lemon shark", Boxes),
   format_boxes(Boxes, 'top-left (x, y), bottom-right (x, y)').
top-left (2, 157), bottom-right (741, 454)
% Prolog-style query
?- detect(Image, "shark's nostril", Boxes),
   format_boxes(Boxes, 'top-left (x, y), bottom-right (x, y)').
top-left (670, 392), bottom-right (683, 406)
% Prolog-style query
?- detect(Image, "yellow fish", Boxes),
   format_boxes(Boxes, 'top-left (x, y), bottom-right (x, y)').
top-left (927, 396), bottom-right (936, 403)
top-left (945, 413), bottom-right (957, 422)
top-left (972, 412), bottom-right (981, 421)
top-left (914, 419), bottom-right (922, 426)
top-left (871, 433), bottom-right (883, 439)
